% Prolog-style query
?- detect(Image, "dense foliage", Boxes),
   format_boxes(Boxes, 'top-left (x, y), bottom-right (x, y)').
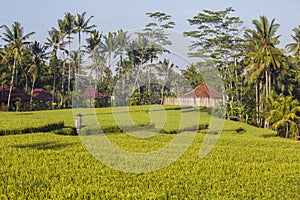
top-left (1, 8), bottom-right (300, 137)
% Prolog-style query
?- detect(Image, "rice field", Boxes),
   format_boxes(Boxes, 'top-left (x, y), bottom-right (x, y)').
top-left (0, 106), bottom-right (299, 199)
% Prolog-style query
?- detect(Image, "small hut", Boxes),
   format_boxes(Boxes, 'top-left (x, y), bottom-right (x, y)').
top-left (0, 84), bottom-right (31, 111)
top-left (30, 88), bottom-right (57, 102)
top-left (84, 88), bottom-right (109, 107)
top-left (29, 88), bottom-right (57, 109)
top-left (164, 83), bottom-right (223, 107)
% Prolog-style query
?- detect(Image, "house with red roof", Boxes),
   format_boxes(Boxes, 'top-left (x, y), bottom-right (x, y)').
top-left (164, 83), bottom-right (223, 107)
top-left (0, 84), bottom-right (31, 111)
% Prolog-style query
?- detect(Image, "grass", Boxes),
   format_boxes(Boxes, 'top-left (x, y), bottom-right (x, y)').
top-left (0, 106), bottom-right (299, 199)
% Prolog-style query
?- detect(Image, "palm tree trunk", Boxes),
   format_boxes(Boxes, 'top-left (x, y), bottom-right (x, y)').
top-left (132, 65), bottom-right (141, 96)
top-left (61, 52), bottom-right (65, 93)
top-left (147, 65), bottom-right (152, 94)
top-left (264, 70), bottom-right (271, 128)
top-left (286, 123), bottom-right (289, 138)
top-left (68, 36), bottom-right (72, 107)
top-left (268, 72), bottom-right (271, 97)
top-left (78, 31), bottom-right (81, 74)
top-left (52, 71), bottom-right (56, 109)
top-left (25, 74), bottom-right (28, 92)
top-left (108, 52), bottom-right (111, 70)
top-left (265, 70), bottom-right (269, 99)
top-left (161, 82), bottom-right (165, 105)
top-left (132, 52), bottom-right (144, 97)
top-left (7, 60), bottom-right (16, 111)
top-left (15, 69), bottom-right (18, 85)
top-left (30, 79), bottom-right (35, 110)
top-left (259, 81), bottom-right (264, 127)
top-left (122, 75), bottom-right (126, 105)
top-left (255, 82), bottom-right (259, 125)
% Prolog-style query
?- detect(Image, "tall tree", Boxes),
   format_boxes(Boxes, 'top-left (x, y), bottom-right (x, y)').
top-left (286, 25), bottom-right (300, 62)
top-left (74, 12), bottom-right (96, 74)
top-left (144, 12), bottom-right (175, 46)
top-left (45, 28), bottom-right (66, 105)
top-left (284, 26), bottom-right (300, 99)
top-left (57, 19), bottom-right (68, 101)
top-left (0, 22), bottom-right (35, 110)
top-left (143, 12), bottom-right (175, 93)
top-left (244, 16), bottom-right (284, 126)
top-left (101, 32), bottom-right (118, 70)
top-left (156, 59), bottom-right (176, 104)
top-left (184, 7), bottom-right (244, 104)
top-left (85, 29), bottom-right (102, 83)
top-left (127, 35), bottom-right (153, 97)
top-left (245, 16), bottom-right (282, 100)
top-left (28, 41), bottom-right (47, 107)
top-left (62, 12), bottom-right (75, 106)
top-left (116, 29), bottom-right (129, 78)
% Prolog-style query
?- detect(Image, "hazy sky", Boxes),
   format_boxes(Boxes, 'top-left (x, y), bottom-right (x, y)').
top-left (1, 0), bottom-right (300, 48)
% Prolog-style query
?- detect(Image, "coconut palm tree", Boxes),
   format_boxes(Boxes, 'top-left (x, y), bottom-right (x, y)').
top-left (156, 59), bottom-right (176, 104)
top-left (286, 25), bottom-right (300, 62)
top-left (127, 35), bottom-right (152, 97)
top-left (56, 20), bottom-right (66, 91)
top-left (0, 22), bottom-right (35, 110)
top-left (100, 32), bottom-right (118, 70)
top-left (85, 29), bottom-right (103, 82)
top-left (181, 64), bottom-right (204, 89)
top-left (245, 16), bottom-right (283, 100)
top-left (45, 28), bottom-right (66, 106)
top-left (62, 12), bottom-right (75, 106)
top-left (74, 12), bottom-right (96, 73)
top-left (45, 28), bottom-right (66, 61)
top-left (267, 95), bottom-right (300, 138)
top-left (28, 41), bottom-right (47, 107)
top-left (70, 50), bottom-right (80, 75)
top-left (244, 16), bottom-right (284, 126)
top-left (116, 30), bottom-right (129, 76)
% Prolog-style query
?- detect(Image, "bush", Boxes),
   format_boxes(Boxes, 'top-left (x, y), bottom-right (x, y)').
top-left (160, 123), bottom-right (209, 134)
top-left (198, 124), bottom-right (209, 130)
top-left (80, 123), bottom-right (209, 135)
top-left (82, 123), bottom-right (157, 135)
top-left (54, 127), bottom-right (76, 136)
top-left (236, 127), bottom-right (246, 134)
top-left (165, 106), bottom-right (193, 111)
top-left (0, 121), bottom-right (65, 136)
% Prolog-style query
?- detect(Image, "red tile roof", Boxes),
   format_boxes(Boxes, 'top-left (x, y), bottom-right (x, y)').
top-left (30, 88), bottom-right (57, 102)
top-left (0, 84), bottom-right (31, 102)
top-left (181, 83), bottom-right (222, 98)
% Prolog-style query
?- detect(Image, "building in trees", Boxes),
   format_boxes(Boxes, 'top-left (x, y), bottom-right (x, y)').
top-left (164, 83), bottom-right (222, 107)
top-left (0, 84), bottom-right (31, 111)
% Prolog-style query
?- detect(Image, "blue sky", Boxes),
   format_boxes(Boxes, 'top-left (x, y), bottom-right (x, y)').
top-left (1, 0), bottom-right (300, 48)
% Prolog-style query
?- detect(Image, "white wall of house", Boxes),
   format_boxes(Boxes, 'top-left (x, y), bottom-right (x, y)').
top-left (163, 97), bottom-right (222, 107)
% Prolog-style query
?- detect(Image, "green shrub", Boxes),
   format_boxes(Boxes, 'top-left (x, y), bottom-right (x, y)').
top-left (82, 123), bottom-right (157, 135)
top-left (159, 123), bottom-right (209, 134)
top-left (101, 125), bottom-right (123, 133)
top-left (198, 124), bottom-right (209, 130)
top-left (54, 127), bottom-right (76, 136)
top-left (165, 106), bottom-right (192, 111)
top-left (236, 127), bottom-right (246, 134)
top-left (0, 121), bottom-right (65, 136)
